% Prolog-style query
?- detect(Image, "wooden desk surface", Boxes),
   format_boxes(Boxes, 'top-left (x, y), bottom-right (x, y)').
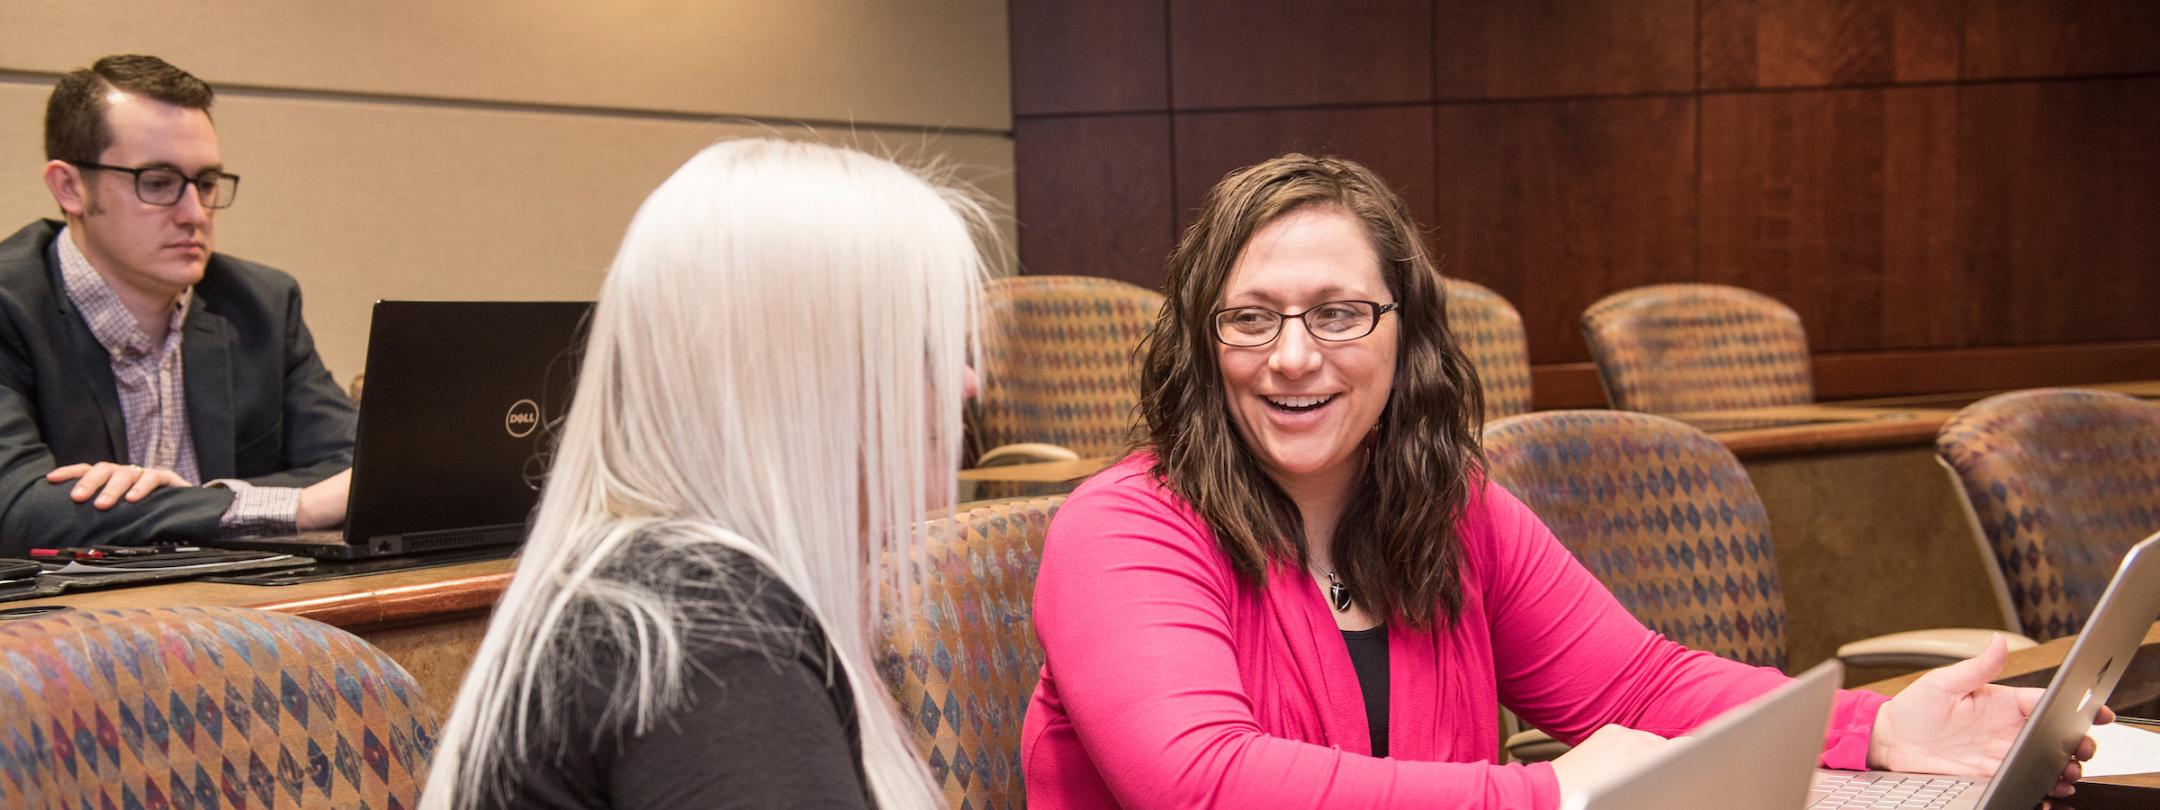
top-left (1861, 622), bottom-right (2160, 790)
top-left (7, 557), bottom-right (515, 631)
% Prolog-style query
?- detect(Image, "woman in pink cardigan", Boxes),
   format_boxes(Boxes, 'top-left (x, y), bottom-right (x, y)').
top-left (1020, 155), bottom-right (2093, 808)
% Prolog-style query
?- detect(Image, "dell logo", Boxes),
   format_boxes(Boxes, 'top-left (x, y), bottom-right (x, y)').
top-left (505, 399), bottom-right (541, 438)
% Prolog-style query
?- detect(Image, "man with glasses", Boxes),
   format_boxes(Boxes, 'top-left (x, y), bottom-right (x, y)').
top-left (0, 55), bottom-right (354, 554)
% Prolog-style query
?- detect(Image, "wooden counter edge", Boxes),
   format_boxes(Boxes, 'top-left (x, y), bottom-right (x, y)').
top-left (1720, 417), bottom-right (1945, 460)
top-left (248, 569), bottom-right (515, 630)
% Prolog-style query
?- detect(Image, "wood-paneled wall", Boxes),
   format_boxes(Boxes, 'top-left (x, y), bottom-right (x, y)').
top-left (1010, 0), bottom-right (2160, 406)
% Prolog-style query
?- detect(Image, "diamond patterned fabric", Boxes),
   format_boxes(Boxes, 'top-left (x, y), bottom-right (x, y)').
top-left (1579, 284), bottom-right (1813, 415)
top-left (1484, 410), bottom-right (1790, 669)
top-left (0, 606), bottom-right (437, 808)
top-left (975, 276), bottom-right (1162, 458)
top-left (1937, 389), bottom-right (2160, 642)
top-left (878, 496), bottom-right (1060, 810)
top-left (1444, 278), bottom-right (1533, 421)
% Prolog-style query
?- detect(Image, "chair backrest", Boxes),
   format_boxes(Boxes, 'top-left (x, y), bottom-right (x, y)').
top-left (1936, 389), bottom-right (2160, 641)
top-left (1444, 278), bottom-right (1534, 421)
top-left (975, 275), bottom-right (1163, 459)
top-left (1483, 410), bottom-right (1789, 669)
top-left (879, 495), bottom-right (1062, 809)
top-left (0, 605), bottom-right (438, 808)
top-left (1579, 284), bottom-right (1812, 415)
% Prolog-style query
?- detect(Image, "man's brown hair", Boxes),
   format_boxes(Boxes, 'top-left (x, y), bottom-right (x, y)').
top-left (45, 54), bottom-right (215, 163)
top-left (1138, 153), bottom-right (1487, 630)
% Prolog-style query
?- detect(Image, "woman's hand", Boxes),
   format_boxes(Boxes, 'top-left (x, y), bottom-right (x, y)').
top-left (1868, 634), bottom-right (2110, 805)
top-left (1551, 725), bottom-right (1674, 801)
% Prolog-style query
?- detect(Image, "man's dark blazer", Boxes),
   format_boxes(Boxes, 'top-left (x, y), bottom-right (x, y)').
top-left (0, 219), bottom-right (355, 553)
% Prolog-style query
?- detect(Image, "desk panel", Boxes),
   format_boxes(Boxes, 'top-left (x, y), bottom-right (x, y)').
top-left (1746, 446), bottom-right (2016, 672)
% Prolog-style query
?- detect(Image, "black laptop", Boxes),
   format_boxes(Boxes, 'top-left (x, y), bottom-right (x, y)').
top-left (220, 300), bottom-right (590, 559)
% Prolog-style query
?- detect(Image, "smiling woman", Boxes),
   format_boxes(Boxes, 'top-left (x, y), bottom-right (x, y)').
top-left (1141, 156), bottom-right (1484, 630)
top-left (1018, 154), bottom-right (2094, 809)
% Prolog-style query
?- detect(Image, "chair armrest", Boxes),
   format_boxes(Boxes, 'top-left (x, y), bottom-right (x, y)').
top-left (975, 442), bottom-right (1081, 467)
top-left (1505, 728), bottom-right (1571, 763)
top-left (1835, 628), bottom-right (2039, 670)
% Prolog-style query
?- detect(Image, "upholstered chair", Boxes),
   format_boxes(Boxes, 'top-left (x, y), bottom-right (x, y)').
top-left (0, 605), bottom-right (438, 807)
top-left (1936, 389), bottom-right (2160, 642)
top-left (879, 495), bottom-right (1062, 809)
top-left (972, 276), bottom-right (1162, 468)
top-left (1443, 278), bottom-right (1533, 421)
top-left (1483, 410), bottom-right (2029, 761)
top-left (1579, 284), bottom-right (1813, 415)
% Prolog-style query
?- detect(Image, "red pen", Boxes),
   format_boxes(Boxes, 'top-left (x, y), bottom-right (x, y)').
top-left (27, 548), bottom-right (103, 559)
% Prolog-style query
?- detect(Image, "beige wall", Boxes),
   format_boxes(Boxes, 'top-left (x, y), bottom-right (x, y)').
top-left (0, 1), bottom-right (1013, 383)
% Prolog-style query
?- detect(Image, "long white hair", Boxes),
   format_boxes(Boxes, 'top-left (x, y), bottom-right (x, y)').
top-left (421, 138), bottom-right (986, 809)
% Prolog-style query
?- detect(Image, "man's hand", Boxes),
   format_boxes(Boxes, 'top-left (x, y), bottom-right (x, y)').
top-left (295, 468), bottom-right (352, 531)
top-left (47, 462), bottom-right (192, 509)
top-left (1869, 634), bottom-right (2110, 806)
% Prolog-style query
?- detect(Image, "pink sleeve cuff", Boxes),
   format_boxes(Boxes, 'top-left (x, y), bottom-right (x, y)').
top-left (1821, 689), bottom-right (1892, 771)
top-left (1525, 761), bottom-right (1563, 810)
top-left (206, 479), bottom-right (300, 537)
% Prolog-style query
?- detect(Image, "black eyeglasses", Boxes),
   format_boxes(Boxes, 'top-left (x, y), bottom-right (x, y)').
top-left (1212, 300), bottom-right (1398, 347)
top-left (69, 161), bottom-right (240, 209)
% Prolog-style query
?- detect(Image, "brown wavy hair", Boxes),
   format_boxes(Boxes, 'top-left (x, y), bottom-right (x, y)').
top-left (1138, 154), bottom-right (1485, 630)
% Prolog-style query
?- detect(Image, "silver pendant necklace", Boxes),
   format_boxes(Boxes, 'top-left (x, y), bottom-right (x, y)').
top-left (1326, 571), bottom-right (1352, 613)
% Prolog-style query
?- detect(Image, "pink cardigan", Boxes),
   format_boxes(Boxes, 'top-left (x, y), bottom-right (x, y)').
top-left (1021, 454), bottom-right (1886, 809)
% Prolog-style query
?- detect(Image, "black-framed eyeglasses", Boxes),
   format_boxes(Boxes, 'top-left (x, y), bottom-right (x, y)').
top-left (68, 161), bottom-right (240, 209)
top-left (1212, 300), bottom-right (1398, 347)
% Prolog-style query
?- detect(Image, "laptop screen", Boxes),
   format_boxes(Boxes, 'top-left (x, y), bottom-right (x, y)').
top-left (345, 301), bottom-right (592, 543)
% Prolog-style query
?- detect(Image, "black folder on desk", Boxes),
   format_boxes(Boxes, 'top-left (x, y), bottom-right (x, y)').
top-left (0, 551), bottom-right (311, 602)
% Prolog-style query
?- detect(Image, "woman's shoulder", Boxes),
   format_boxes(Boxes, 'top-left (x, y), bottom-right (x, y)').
top-left (1450, 474), bottom-right (1566, 582)
top-left (568, 540), bottom-right (836, 691)
top-left (1065, 451), bottom-right (1192, 512)
top-left (1457, 475), bottom-right (1537, 541)
top-left (1040, 451), bottom-right (1242, 587)
top-left (1057, 451), bottom-right (1214, 540)
top-left (661, 547), bottom-right (831, 665)
top-left (1070, 451), bottom-right (1164, 495)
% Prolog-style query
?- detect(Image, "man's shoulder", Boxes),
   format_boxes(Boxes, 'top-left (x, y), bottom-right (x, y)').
top-left (0, 222), bottom-right (65, 332)
top-left (0, 220), bottom-right (61, 288)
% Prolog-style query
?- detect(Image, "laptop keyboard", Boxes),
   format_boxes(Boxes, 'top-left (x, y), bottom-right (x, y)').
top-left (1809, 773), bottom-right (1974, 809)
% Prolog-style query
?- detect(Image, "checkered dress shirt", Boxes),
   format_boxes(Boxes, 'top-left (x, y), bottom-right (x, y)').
top-left (56, 228), bottom-right (299, 535)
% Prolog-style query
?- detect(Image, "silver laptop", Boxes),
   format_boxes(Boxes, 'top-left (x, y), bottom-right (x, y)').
top-left (1808, 530), bottom-right (2160, 810)
top-left (1565, 660), bottom-right (1843, 810)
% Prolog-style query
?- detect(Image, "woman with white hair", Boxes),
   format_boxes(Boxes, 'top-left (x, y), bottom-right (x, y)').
top-left (421, 139), bottom-right (989, 809)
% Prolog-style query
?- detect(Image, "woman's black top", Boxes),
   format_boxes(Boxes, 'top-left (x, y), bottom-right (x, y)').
top-left (1342, 624), bottom-right (1390, 758)
top-left (491, 552), bottom-right (871, 809)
